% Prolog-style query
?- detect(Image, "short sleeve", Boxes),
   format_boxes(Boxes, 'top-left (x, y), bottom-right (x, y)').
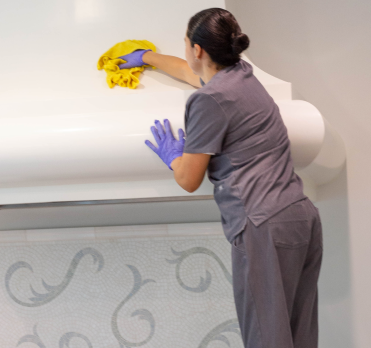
top-left (184, 92), bottom-right (228, 154)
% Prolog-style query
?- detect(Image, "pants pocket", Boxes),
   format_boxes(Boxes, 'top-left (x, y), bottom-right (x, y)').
top-left (231, 231), bottom-right (246, 254)
top-left (268, 220), bottom-right (310, 249)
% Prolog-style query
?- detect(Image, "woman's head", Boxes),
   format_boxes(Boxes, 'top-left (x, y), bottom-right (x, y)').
top-left (186, 8), bottom-right (250, 69)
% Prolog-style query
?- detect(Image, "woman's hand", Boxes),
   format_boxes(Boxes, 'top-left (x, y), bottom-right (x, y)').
top-left (145, 119), bottom-right (185, 170)
top-left (145, 119), bottom-right (210, 192)
top-left (118, 49), bottom-right (152, 69)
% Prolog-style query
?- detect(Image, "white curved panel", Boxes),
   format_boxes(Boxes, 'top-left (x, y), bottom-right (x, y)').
top-left (0, 108), bottom-right (178, 184)
top-left (0, 90), bottom-right (191, 186)
top-left (0, 96), bottom-right (336, 190)
top-left (0, 0), bottom-right (345, 209)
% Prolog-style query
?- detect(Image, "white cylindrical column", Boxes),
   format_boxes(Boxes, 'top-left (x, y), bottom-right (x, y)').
top-left (276, 100), bottom-right (325, 169)
top-left (0, 97), bottom-right (344, 189)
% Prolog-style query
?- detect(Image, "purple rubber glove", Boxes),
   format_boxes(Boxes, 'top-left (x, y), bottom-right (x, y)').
top-left (118, 49), bottom-right (151, 69)
top-left (145, 119), bottom-right (185, 170)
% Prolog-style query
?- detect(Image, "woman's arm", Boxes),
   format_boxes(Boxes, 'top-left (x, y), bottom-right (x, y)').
top-left (142, 51), bottom-right (202, 88)
top-left (171, 153), bottom-right (211, 192)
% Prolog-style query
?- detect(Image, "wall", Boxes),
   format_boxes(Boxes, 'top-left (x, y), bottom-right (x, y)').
top-left (227, 0), bottom-right (371, 347)
top-left (0, 223), bottom-right (243, 348)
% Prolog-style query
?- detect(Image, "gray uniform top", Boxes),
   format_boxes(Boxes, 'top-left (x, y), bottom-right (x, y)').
top-left (184, 59), bottom-right (306, 243)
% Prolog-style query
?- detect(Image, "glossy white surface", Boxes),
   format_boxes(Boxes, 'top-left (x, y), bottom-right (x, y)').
top-left (0, 95), bottom-right (328, 203)
top-left (0, 93), bottom-right (323, 185)
top-left (0, 0), bottom-right (344, 206)
top-left (0, 0), bottom-right (224, 103)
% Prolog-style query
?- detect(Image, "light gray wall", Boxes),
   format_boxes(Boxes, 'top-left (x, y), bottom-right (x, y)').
top-left (226, 0), bottom-right (371, 347)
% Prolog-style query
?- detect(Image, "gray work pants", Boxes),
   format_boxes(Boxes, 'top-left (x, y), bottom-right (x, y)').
top-left (231, 198), bottom-right (323, 348)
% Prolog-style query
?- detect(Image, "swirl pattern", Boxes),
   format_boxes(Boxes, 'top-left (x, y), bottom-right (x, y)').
top-left (166, 246), bottom-right (232, 292)
top-left (5, 247), bottom-right (104, 307)
top-left (17, 325), bottom-right (93, 348)
top-left (198, 319), bottom-right (241, 348)
top-left (2, 235), bottom-right (242, 347)
top-left (111, 265), bottom-right (156, 347)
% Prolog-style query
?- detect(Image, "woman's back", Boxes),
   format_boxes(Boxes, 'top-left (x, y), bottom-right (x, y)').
top-left (184, 59), bottom-right (306, 242)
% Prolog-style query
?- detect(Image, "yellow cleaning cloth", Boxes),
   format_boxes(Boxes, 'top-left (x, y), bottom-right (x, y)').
top-left (97, 40), bottom-right (157, 89)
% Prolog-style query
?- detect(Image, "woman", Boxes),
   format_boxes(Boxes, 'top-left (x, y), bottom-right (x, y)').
top-left (121, 8), bottom-right (323, 348)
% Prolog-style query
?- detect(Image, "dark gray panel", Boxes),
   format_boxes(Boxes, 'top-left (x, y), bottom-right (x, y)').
top-left (0, 199), bottom-right (221, 230)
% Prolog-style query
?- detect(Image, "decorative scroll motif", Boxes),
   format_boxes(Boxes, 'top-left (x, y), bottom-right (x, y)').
top-left (59, 332), bottom-right (93, 348)
top-left (166, 247), bottom-right (232, 292)
top-left (198, 319), bottom-right (241, 348)
top-left (17, 325), bottom-right (45, 348)
top-left (17, 325), bottom-right (93, 348)
top-left (111, 265), bottom-right (156, 348)
top-left (5, 247), bottom-right (104, 307)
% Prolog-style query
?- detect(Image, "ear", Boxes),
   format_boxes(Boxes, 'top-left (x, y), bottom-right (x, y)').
top-left (193, 43), bottom-right (202, 60)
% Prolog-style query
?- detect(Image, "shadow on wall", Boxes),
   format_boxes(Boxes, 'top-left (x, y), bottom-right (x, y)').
top-left (315, 165), bottom-right (353, 347)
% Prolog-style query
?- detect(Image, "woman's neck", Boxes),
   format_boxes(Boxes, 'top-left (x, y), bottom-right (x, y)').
top-left (200, 62), bottom-right (226, 84)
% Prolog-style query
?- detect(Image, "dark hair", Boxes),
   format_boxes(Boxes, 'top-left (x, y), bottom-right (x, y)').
top-left (187, 8), bottom-right (250, 68)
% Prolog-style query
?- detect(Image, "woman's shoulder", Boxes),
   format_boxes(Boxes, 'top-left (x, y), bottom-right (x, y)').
top-left (186, 89), bottom-right (218, 109)
top-left (186, 59), bottom-right (254, 104)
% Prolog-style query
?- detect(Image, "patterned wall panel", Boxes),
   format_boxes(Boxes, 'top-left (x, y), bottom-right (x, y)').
top-left (0, 234), bottom-right (243, 348)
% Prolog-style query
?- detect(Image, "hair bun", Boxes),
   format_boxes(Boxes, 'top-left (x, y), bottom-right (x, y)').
top-left (232, 33), bottom-right (250, 55)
